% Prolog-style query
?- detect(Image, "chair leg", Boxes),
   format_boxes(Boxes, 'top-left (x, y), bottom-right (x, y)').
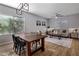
top-left (14, 45), bottom-right (26, 56)
top-left (19, 46), bottom-right (25, 56)
top-left (13, 45), bottom-right (18, 54)
top-left (18, 46), bottom-right (21, 56)
top-left (16, 46), bottom-right (19, 54)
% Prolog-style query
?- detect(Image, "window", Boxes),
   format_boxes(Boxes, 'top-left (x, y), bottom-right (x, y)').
top-left (9, 17), bottom-right (24, 33)
top-left (0, 15), bottom-right (24, 35)
top-left (36, 20), bottom-right (41, 26)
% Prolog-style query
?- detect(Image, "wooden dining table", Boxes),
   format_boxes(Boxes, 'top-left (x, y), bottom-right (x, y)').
top-left (17, 33), bottom-right (47, 56)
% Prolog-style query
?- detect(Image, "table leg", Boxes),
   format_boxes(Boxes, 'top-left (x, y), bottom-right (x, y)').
top-left (41, 38), bottom-right (45, 51)
top-left (27, 42), bottom-right (31, 56)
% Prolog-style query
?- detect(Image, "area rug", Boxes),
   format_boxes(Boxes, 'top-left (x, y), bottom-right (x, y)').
top-left (45, 36), bottom-right (72, 48)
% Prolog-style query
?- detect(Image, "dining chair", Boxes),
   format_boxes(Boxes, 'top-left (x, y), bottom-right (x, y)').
top-left (12, 34), bottom-right (26, 55)
top-left (12, 34), bottom-right (19, 54)
top-left (17, 37), bottom-right (27, 55)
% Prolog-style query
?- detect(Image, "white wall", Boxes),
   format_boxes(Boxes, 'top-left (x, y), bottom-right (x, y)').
top-left (23, 13), bottom-right (47, 33)
top-left (49, 14), bottom-right (79, 29)
top-left (0, 4), bottom-right (47, 44)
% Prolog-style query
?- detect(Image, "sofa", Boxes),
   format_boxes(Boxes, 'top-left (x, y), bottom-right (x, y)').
top-left (46, 28), bottom-right (79, 39)
top-left (69, 28), bottom-right (79, 39)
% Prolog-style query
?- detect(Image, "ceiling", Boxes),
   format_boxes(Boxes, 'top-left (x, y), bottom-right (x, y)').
top-left (2, 3), bottom-right (79, 18)
top-left (29, 3), bottom-right (79, 18)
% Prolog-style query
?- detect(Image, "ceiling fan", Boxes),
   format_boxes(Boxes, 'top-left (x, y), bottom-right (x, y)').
top-left (55, 13), bottom-right (64, 19)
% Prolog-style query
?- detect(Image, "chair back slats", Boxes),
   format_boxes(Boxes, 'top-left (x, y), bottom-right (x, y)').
top-left (12, 34), bottom-right (26, 55)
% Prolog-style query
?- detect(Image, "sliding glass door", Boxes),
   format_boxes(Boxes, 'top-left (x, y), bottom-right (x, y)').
top-left (0, 14), bottom-right (24, 35)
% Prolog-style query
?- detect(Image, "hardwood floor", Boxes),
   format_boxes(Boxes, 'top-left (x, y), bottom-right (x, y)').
top-left (45, 39), bottom-right (79, 56)
top-left (0, 39), bottom-right (79, 56)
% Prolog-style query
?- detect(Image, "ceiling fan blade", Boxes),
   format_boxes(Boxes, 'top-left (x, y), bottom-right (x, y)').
top-left (56, 13), bottom-right (64, 17)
